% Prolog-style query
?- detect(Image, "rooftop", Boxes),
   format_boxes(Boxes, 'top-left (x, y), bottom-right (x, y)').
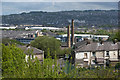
top-left (75, 41), bottom-right (120, 52)
top-left (18, 45), bottom-right (44, 55)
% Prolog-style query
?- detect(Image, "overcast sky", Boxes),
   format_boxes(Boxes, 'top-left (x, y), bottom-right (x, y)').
top-left (1, 0), bottom-right (120, 2)
top-left (1, 1), bottom-right (119, 15)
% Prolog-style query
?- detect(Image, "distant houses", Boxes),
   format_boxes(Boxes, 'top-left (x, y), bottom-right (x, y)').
top-left (73, 41), bottom-right (120, 68)
top-left (2, 30), bottom-right (43, 44)
top-left (2, 19), bottom-right (120, 68)
top-left (58, 19), bottom-right (119, 68)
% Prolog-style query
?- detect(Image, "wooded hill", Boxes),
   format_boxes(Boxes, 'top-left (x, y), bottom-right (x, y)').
top-left (2, 10), bottom-right (118, 28)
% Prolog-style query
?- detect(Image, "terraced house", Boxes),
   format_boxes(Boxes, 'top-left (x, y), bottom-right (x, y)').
top-left (18, 45), bottom-right (44, 62)
top-left (74, 41), bottom-right (120, 68)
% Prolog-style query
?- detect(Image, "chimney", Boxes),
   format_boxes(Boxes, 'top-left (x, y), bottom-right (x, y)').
top-left (113, 39), bottom-right (118, 44)
top-left (67, 25), bottom-right (71, 48)
top-left (86, 40), bottom-right (90, 45)
top-left (86, 39), bottom-right (93, 45)
top-left (71, 19), bottom-right (74, 47)
top-left (100, 40), bottom-right (103, 45)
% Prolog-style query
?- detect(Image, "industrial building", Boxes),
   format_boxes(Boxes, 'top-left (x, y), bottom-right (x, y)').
top-left (56, 34), bottom-right (109, 43)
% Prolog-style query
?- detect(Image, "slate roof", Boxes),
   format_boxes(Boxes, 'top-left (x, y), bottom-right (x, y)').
top-left (18, 45), bottom-right (44, 55)
top-left (75, 40), bottom-right (87, 49)
top-left (75, 41), bottom-right (120, 52)
top-left (61, 40), bottom-right (88, 48)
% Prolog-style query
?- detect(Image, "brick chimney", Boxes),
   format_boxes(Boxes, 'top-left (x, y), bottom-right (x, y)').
top-left (71, 19), bottom-right (74, 47)
top-left (67, 25), bottom-right (71, 48)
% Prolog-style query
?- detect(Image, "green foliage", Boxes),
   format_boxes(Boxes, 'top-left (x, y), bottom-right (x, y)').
top-left (63, 48), bottom-right (71, 54)
top-left (0, 43), bottom-right (2, 79)
top-left (30, 36), bottom-right (61, 57)
top-left (112, 30), bottom-right (120, 41)
top-left (95, 29), bottom-right (108, 35)
top-left (75, 31), bottom-right (80, 34)
top-left (79, 26), bottom-right (87, 28)
top-left (2, 10), bottom-right (117, 27)
top-left (55, 30), bottom-right (66, 35)
top-left (57, 48), bottom-right (71, 57)
top-left (2, 44), bottom-right (120, 78)
top-left (41, 29), bottom-right (47, 32)
top-left (99, 25), bottom-right (115, 29)
top-left (115, 62), bottom-right (120, 69)
top-left (2, 44), bottom-right (26, 78)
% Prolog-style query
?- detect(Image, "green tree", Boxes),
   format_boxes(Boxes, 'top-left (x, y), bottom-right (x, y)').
top-left (30, 36), bottom-right (61, 57)
top-left (2, 44), bottom-right (120, 78)
top-left (2, 44), bottom-right (26, 78)
top-left (113, 30), bottom-right (120, 41)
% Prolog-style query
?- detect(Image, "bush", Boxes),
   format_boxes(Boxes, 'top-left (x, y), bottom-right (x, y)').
top-left (115, 62), bottom-right (120, 70)
top-left (2, 44), bottom-right (120, 78)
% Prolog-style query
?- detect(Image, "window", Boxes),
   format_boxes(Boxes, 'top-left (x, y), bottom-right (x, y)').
top-left (113, 52), bottom-right (115, 55)
top-left (106, 51), bottom-right (109, 56)
top-left (92, 52), bottom-right (96, 57)
top-left (92, 60), bottom-right (95, 63)
top-left (84, 53), bottom-right (87, 59)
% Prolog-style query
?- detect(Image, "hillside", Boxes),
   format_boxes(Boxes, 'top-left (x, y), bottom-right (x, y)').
top-left (2, 10), bottom-right (118, 28)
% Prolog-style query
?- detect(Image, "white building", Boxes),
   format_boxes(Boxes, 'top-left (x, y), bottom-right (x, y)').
top-left (27, 27), bottom-right (62, 30)
top-left (0, 26), bottom-right (16, 29)
top-left (56, 34), bottom-right (109, 42)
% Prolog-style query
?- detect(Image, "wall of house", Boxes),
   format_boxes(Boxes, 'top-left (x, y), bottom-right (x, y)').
top-left (91, 59), bottom-right (96, 65)
top-left (90, 52), bottom-right (96, 65)
top-left (25, 54), bottom-right (44, 62)
top-left (75, 52), bottom-right (84, 59)
top-left (108, 50), bottom-right (118, 61)
top-left (75, 52), bottom-right (90, 59)
top-left (96, 51), bottom-right (104, 58)
top-left (35, 54), bottom-right (44, 61)
top-left (75, 52), bottom-right (91, 67)
top-left (25, 55), bottom-right (35, 62)
top-left (75, 49), bottom-right (119, 68)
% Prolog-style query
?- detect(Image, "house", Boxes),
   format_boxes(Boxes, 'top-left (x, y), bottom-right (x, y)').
top-left (18, 45), bottom-right (44, 62)
top-left (74, 41), bottom-right (120, 68)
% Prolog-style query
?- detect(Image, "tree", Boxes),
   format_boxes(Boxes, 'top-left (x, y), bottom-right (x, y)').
top-left (2, 44), bottom-right (119, 78)
top-left (56, 48), bottom-right (71, 58)
top-left (30, 36), bottom-right (61, 57)
top-left (113, 30), bottom-right (120, 41)
top-left (2, 44), bottom-right (26, 78)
